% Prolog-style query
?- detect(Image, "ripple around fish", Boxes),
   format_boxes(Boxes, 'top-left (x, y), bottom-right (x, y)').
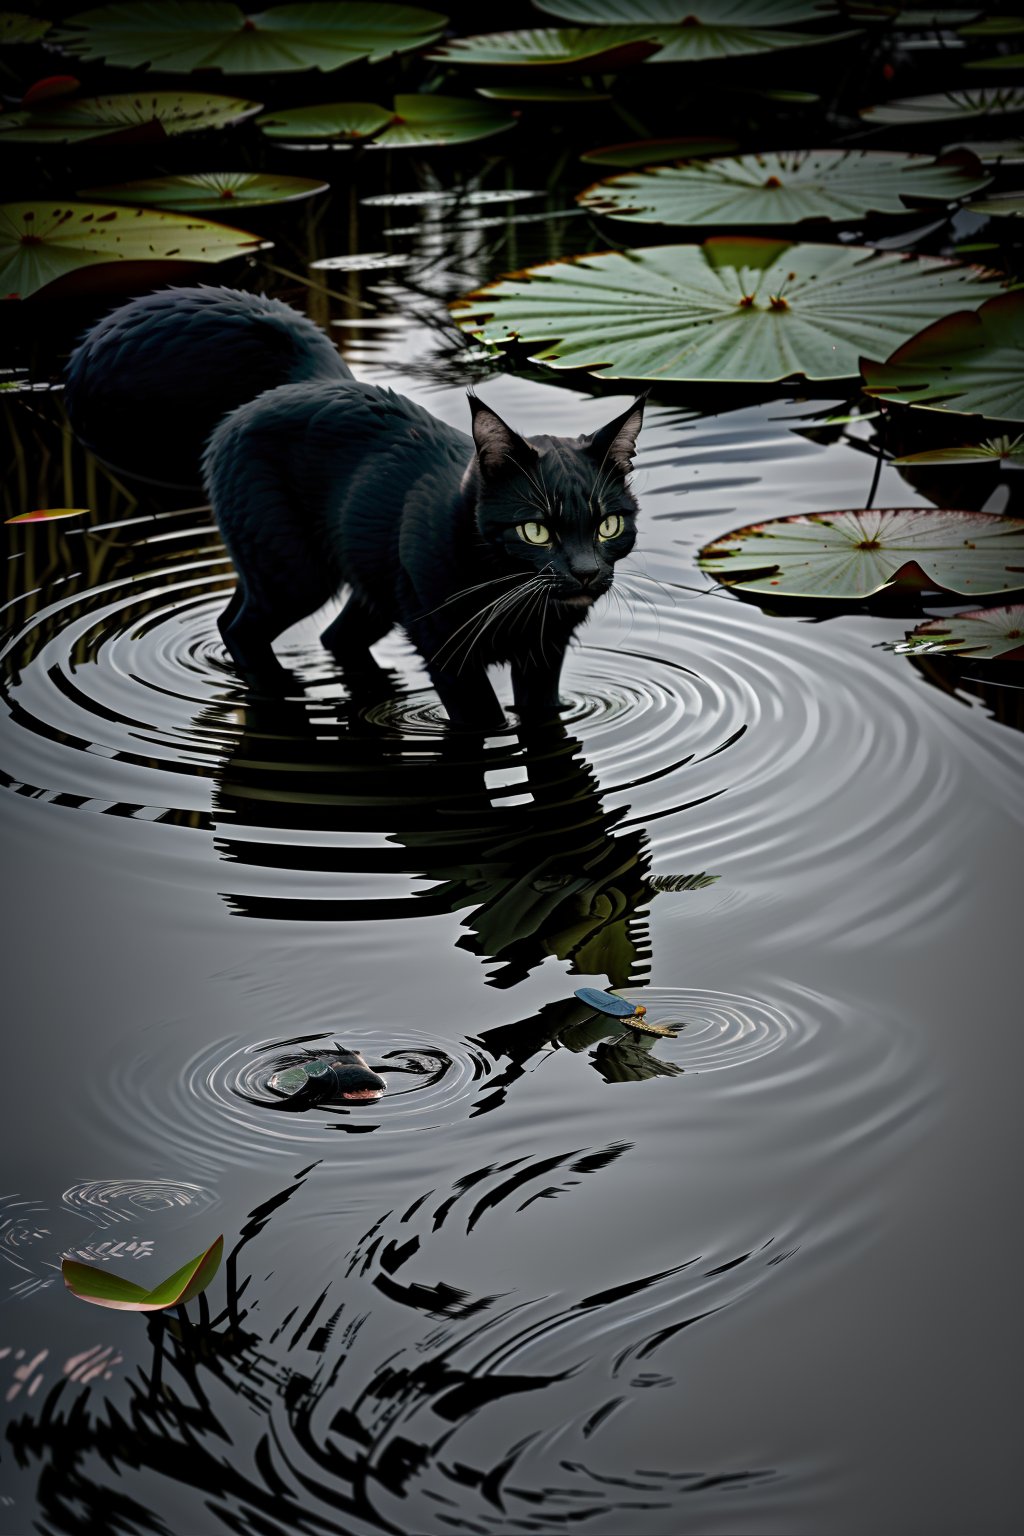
top-left (603, 987), bottom-right (802, 1075)
top-left (92, 1030), bottom-right (496, 1175)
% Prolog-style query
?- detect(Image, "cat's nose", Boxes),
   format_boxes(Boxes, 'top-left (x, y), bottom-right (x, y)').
top-left (574, 565), bottom-right (602, 588)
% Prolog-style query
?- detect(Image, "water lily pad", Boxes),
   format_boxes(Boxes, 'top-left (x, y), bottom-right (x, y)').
top-left (535, 0), bottom-right (837, 20)
top-left (580, 136), bottom-right (738, 167)
top-left (452, 239), bottom-right (1005, 384)
top-left (6, 507), bottom-right (91, 523)
top-left (967, 192), bottom-right (1024, 217)
top-left (895, 604), bottom-right (1024, 659)
top-left (967, 53), bottom-right (1024, 70)
top-left (960, 15), bottom-right (1024, 34)
top-left (0, 201), bottom-right (267, 300)
top-left (1, 11), bottom-right (52, 43)
top-left (891, 435), bottom-right (1024, 465)
top-left (77, 171), bottom-right (327, 210)
top-left (475, 82), bottom-right (613, 100)
top-left (53, 2), bottom-right (446, 73)
top-left (860, 86), bottom-right (1024, 124)
top-left (427, 27), bottom-right (660, 70)
top-left (862, 292), bottom-right (1024, 424)
top-left (579, 150), bottom-right (988, 227)
top-left (697, 508), bottom-right (1024, 599)
top-left (63, 1235), bottom-right (223, 1311)
top-left (944, 138), bottom-right (1024, 164)
top-left (0, 91), bottom-right (263, 144)
top-left (258, 93), bottom-right (514, 147)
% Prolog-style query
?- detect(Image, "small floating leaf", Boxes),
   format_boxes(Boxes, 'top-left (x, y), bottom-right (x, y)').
top-left (580, 136), bottom-right (738, 167)
top-left (0, 10), bottom-right (52, 43)
top-left (78, 171), bottom-right (328, 211)
top-left (258, 94), bottom-right (514, 148)
top-left (891, 435), bottom-right (1024, 465)
top-left (53, 2), bottom-right (446, 73)
top-left (860, 86), bottom-right (1024, 125)
top-left (697, 508), bottom-right (1024, 599)
top-left (0, 201), bottom-right (267, 300)
top-left (579, 150), bottom-right (989, 227)
top-left (63, 1235), bottom-right (223, 1311)
top-left (0, 91), bottom-right (263, 145)
top-left (861, 292), bottom-right (1024, 425)
top-left (6, 507), bottom-right (90, 523)
top-left (452, 239), bottom-right (1005, 384)
top-left (895, 605), bottom-right (1024, 659)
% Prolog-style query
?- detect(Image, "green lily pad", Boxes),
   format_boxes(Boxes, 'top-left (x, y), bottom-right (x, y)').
top-left (77, 171), bottom-right (327, 210)
top-left (579, 150), bottom-right (988, 227)
top-left (892, 434), bottom-right (1024, 465)
top-left (258, 93), bottom-right (514, 147)
top-left (960, 15), bottom-right (1024, 34)
top-left (860, 86), bottom-right (1024, 124)
top-left (532, 0), bottom-right (859, 60)
top-left (966, 52), bottom-right (1024, 70)
top-left (475, 82), bottom-right (613, 100)
top-left (862, 292), bottom-right (1024, 425)
top-left (946, 139), bottom-right (1024, 164)
top-left (452, 239), bottom-right (1005, 384)
top-left (895, 604), bottom-right (1024, 659)
top-left (63, 1235), bottom-right (223, 1311)
top-left (0, 201), bottom-right (267, 300)
top-left (697, 508), bottom-right (1024, 599)
top-left (0, 90), bottom-right (263, 144)
top-left (427, 27), bottom-right (660, 69)
top-left (968, 192), bottom-right (1024, 216)
top-left (1, 11), bottom-right (52, 43)
top-left (580, 136), bottom-right (738, 167)
top-left (53, 2), bottom-right (446, 73)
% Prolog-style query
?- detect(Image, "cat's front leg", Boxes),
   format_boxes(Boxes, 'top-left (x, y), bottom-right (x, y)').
top-left (511, 646), bottom-right (570, 722)
top-left (429, 664), bottom-right (507, 732)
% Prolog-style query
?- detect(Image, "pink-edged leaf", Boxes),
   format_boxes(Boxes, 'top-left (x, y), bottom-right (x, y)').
top-left (6, 508), bottom-right (90, 524)
top-left (62, 1235), bottom-right (223, 1312)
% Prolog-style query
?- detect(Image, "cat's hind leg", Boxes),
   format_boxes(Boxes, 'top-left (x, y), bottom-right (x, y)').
top-left (320, 595), bottom-right (392, 672)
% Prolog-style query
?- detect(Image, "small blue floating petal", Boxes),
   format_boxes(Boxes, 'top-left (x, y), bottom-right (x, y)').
top-left (574, 987), bottom-right (638, 1018)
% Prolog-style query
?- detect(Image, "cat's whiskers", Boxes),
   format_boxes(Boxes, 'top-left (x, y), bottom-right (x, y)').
top-left (431, 575), bottom-right (550, 673)
top-left (457, 575), bottom-right (557, 674)
top-left (415, 572), bottom-right (521, 622)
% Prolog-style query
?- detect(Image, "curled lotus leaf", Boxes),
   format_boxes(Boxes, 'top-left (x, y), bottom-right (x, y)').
top-left (861, 292), bottom-right (1024, 425)
top-left (0, 90), bottom-right (262, 144)
top-left (579, 149), bottom-right (989, 227)
top-left (697, 508), bottom-right (1024, 599)
top-left (0, 201), bottom-right (267, 300)
top-left (895, 605), bottom-right (1024, 660)
top-left (860, 87), bottom-right (1024, 125)
top-left (52, 2), bottom-right (446, 74)
top-left (78, 171), bottom-right (328, 210)
top-left (258, 94), bottom-right (514, 148)
top-left (63, 1235), bottom-right (223, 1311)
top-left (891, 435), bottom-right (1024, 466)
top-left (451, 239), bottom-right (1006, 385)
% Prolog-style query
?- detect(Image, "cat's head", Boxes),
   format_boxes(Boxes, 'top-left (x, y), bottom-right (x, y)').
top-left (466, 393), bottom-right (646, 611)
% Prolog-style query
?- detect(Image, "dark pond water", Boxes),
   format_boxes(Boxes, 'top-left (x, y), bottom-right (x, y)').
top-left (3, 178), bottom-right (1023, 1533)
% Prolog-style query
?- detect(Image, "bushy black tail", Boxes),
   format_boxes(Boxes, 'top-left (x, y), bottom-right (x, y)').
top-left (64, 285), bottom-right (353, 490)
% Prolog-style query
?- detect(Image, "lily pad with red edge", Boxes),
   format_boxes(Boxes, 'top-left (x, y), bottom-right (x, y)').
top-left (451, 239), bottom-right (1006, 385)
top-left (578, 150), bottom-right (989, 228)
top-left (62, 1235), bottom-right (223, 1312)
top-left (258, 94), bottom-right (515, 149)
top-left (52, 2), bottom-right (446, 74)
top-left (0, 91), bottom-right (263, 145)
top-left (21, 77), bottom-right (81, 107)
top-left (860, 86), bottom-right (1024, 126)
top-left (696, 509), bottom-right (1024, 599)
top-left (6, 508), bottom-right (90, 524)
top-left (77, 172), bottom-right (328, 211)
top-left (0, 201), bottom-right (268, 301)
top-left (894, 605), bottom-right (1024, 660)
top-left (580, 136), bottom-right (738, 168)
top-left (861, 292), bottom-right (1024, 425)
top-left (891, 435), bottom-right (1024, 466)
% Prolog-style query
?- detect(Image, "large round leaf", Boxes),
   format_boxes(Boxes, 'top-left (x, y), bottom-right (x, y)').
top-left (0, 90), bottom-right (262, 144)
top-left (534, 1), bottom-right (837, 20)
top-left (579, 150), bottom-right (989, 226)
top-left (0, 201), bottom-right (267, 300)
top-left (896, 604), bottom-right (1024, 660)
top-left (697, 509), bottom-right (1024, 598)
top-left (861, 87), bottom-right (1024, 125)
top-left (862, 292), bottom-right (1024, 425)
top-left (427, 27), bottom-right (660, 69)
top-left (451, 239), bottom-right (1006, 384)
top-left (892, 435), bottom-right (1024, 466)
top-left (53, 2), bottom-right (446, 73)
top-left (78, 171), bottom-right (327, 209)
top-left (258, 93), bottom-right (514, 147)
top-left (580, 136), bottom-right (738, 167)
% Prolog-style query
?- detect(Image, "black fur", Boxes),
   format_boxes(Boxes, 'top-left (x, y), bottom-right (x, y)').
top-left (66, 287), bottom-right (646, 728)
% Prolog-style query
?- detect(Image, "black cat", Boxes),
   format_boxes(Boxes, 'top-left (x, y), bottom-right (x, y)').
top-left (66, 286), bottom-right (646, 729)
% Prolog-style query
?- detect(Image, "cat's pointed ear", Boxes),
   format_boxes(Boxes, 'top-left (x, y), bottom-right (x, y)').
top-left (584, 392), bottom-right (649, 476)
top-left (468, 392), bottom-right (537, 481)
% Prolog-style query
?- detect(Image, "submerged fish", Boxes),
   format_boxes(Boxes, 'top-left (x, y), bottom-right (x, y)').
top-left (270, 1047), bottom-right (387, 1107)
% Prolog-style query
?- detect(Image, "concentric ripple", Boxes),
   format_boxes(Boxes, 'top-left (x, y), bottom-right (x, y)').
top-left (91, 1030), bottom-right (496, 1174)
top-left (608, 987), bottom-right (802, 1073)
top-left (61, 1178), bottom-right (216, 1229)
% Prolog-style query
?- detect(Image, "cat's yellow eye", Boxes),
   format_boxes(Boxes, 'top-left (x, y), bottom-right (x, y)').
top-left (598, 513), bottom-right (624, 541)
top-left (518, 521), bottom-right (552, 546)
